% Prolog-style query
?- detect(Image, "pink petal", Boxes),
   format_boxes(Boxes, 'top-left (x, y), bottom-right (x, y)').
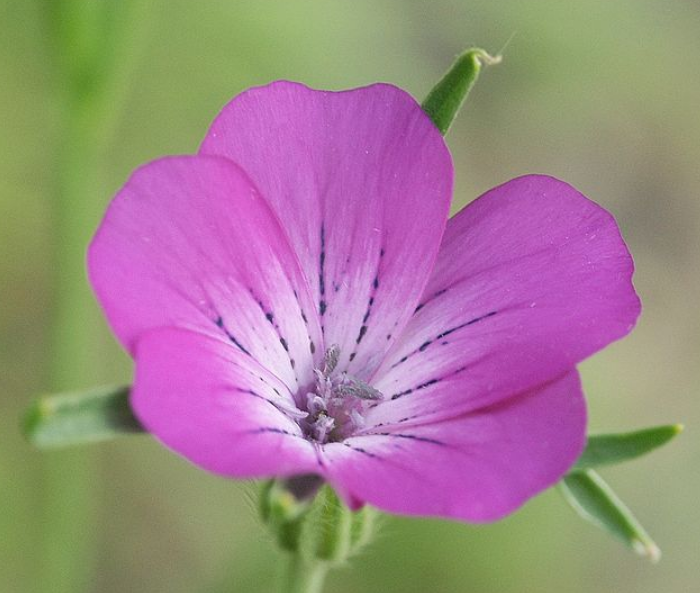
top-left (89, 156), bottom-right (322, 392)
top-left (369, 175), bottom-right (640, 427)
top-left (132, 328), bottom-right (320, 477)
top-left (200, 82), bottom-right (453, 379)
top-left (323, 371), bottom-right (586, 522)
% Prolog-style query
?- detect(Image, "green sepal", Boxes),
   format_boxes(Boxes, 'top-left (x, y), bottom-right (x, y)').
top-left (349, 504), bottom-right (378, 553)
top-left (421, 48), bottom-right (501, 136)
top-left (23, 384), bottom-right (144, 448)
top-left (261, 479), bottom-right (377, 565)
top-left (260, 478), bottom-right (316, 552)
top-left (305, 486), bottom-right (354, 562)
top-left (574, 424), bottom-right (683, 470)
top-left (561, 470), bottom-right (660, 562)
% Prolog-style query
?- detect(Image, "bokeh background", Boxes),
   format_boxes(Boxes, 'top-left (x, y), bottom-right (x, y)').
top-left (2, 0), bottom-right (698, 592)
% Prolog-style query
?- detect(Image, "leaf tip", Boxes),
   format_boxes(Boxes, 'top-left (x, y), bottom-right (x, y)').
top-left (468, 48), bottom-right (502, 67)
top-left (21, 397), bottom-right (46, 443)
top-left (633, 538), bottom-right (661, 563)
top-left (422, 46), bottom-right (501, 135)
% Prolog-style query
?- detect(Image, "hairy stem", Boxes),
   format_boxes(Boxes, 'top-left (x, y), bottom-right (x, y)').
top-left (281, 554), bottom-right (329, 593)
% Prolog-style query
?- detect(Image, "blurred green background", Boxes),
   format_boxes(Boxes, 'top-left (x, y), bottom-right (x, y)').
top-left (1, 0), bottom-right (698, 591)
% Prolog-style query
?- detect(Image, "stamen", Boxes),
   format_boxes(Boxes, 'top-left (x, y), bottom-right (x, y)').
top-left (313, 413), bottom-right (335, 442)
top-left (334, 374), bottom-right (383, 401)
top-left (302, 344), bottom-right (385, 444)
top-left (323, 343), bottom-right (340, 374)
top-left (306, 393), bottom-right (327, 415)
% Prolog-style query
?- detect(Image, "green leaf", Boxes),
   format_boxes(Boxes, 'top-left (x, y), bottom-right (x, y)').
top-left (575, 424), bottom-right (683, 470)
top-left (23, 385), bottom-right (144, 448)
top-left (561, 470), bottom-right (660, 562)
top-left (421, 48), bottom-right (501, 135)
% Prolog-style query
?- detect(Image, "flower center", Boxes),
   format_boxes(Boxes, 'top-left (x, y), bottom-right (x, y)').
top-left (301, 344), bottom-right (384, 443)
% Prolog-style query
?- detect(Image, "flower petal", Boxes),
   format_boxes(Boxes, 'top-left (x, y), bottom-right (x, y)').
top-left (89, 155), bottom-right (322, 391)
top-left (369, 175), bottom-right (640, 426)
top-left (132, 328), bottom-right (320, 477)
top-left (200, 82), bottom-right (453, 379)
top-left (323, 371), bottom-right (586, 522)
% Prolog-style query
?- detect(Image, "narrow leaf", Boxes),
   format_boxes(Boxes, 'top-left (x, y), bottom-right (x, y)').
top-left (23, 385), bottom-right (144, 448)
top-left (575, 424), bottom-right (683, 470)
top-left (561, 470), bottom-right (660, 562)
top-left (421, 48), bottom-right (501, 135)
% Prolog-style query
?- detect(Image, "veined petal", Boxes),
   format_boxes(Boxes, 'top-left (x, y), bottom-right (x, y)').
top-left (132, 328), bottom-right (319, 477)
top-left (200, 82), bottom-right (453, 380)
top-left (369, 175), bottom-right (640, 426)
top-left (88, 156), bottom-right (322, 391)
top-left (323, 371), bottom-right (586, 522)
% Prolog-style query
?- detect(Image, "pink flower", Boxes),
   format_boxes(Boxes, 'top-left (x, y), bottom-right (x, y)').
top-left (89, 82), bottom-right (640, 522)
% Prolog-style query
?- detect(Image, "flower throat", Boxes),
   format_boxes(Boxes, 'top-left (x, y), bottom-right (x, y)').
top-left (302, 344), bottom-right (384, 443)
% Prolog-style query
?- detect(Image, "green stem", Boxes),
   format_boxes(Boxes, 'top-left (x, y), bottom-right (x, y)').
top-left (281, 554), bottom-right (329, 593)
top-left (40, 85), bottom-right (105, 593)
